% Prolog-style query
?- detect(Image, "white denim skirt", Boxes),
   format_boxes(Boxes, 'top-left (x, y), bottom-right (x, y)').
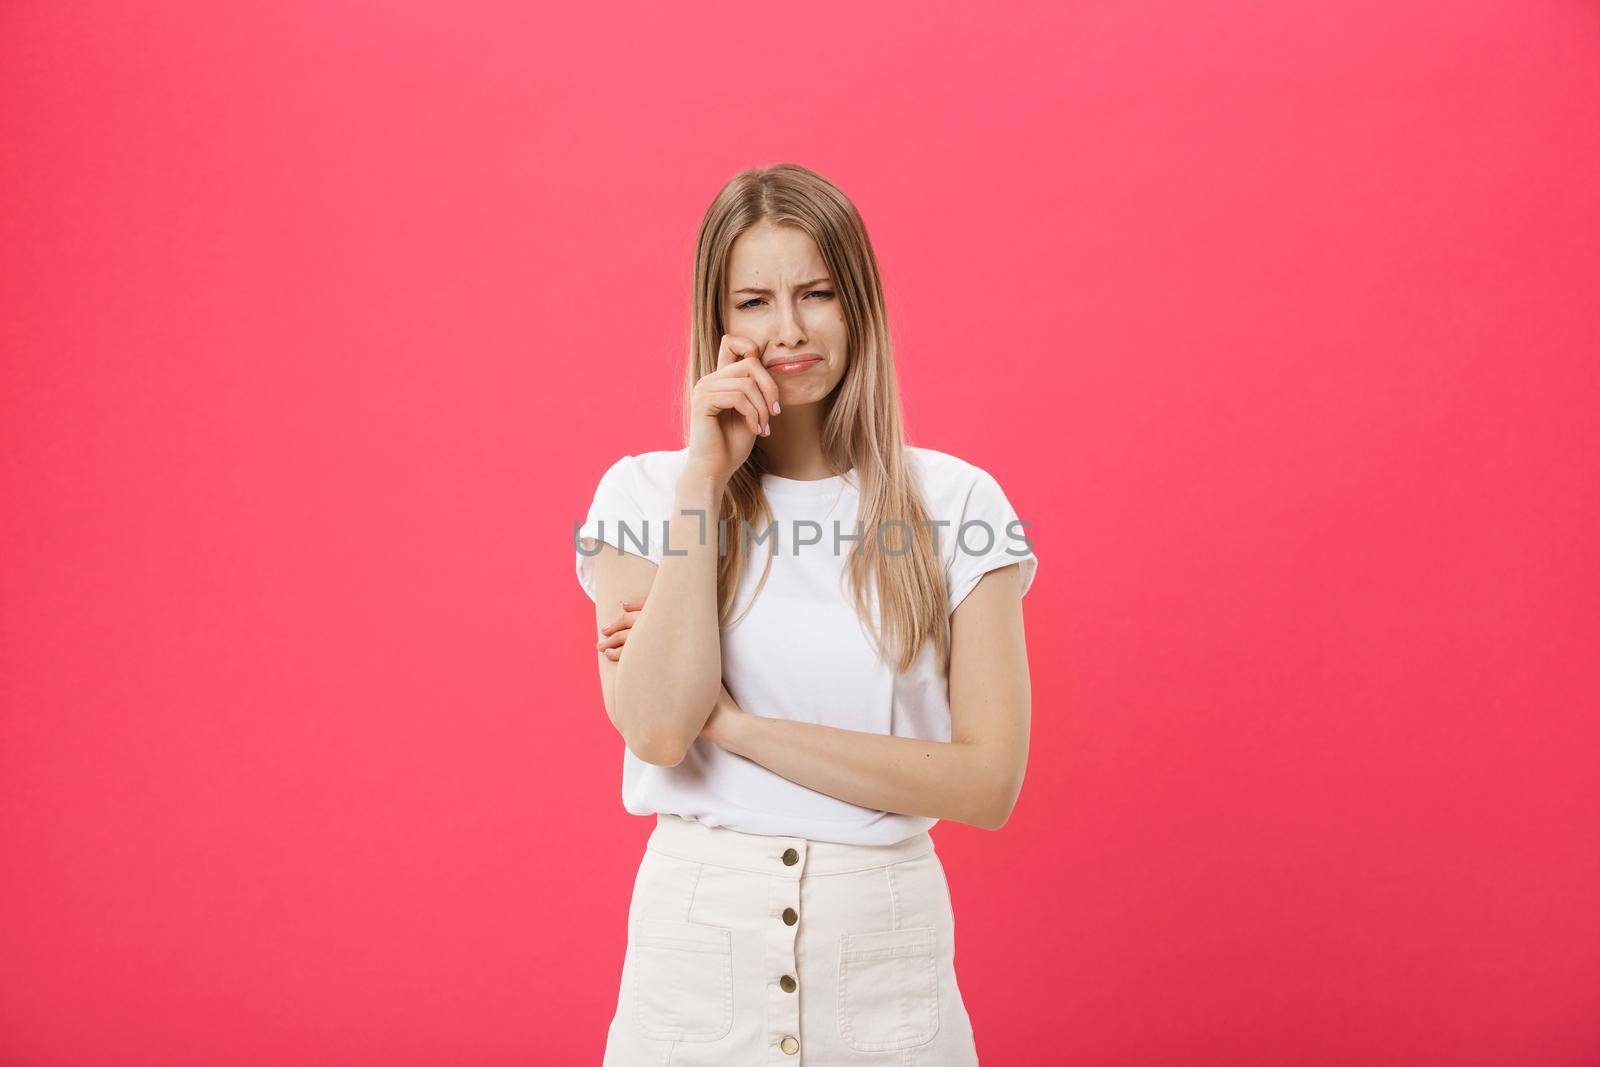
top-left (601, 813), bottom-right (980, 1066)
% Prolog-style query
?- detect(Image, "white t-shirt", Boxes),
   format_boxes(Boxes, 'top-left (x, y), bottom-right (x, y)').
top-left (574, 445), bottom-right (1037, 845)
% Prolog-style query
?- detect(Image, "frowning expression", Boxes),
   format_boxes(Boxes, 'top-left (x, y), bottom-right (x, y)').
top-left (724, 221), bottom-right (849, 405)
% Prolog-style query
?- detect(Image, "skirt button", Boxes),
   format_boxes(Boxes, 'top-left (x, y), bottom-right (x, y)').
top-left (779, 974), bottom-right (797, 992)
top-left (781, 907), bottom-right (797, 926)
top-left (781, 848), bottom-right (799, 866)
top-left (780, 1035), bottom-right (800, 1055)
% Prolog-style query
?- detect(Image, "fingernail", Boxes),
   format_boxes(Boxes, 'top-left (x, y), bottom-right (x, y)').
top-left (773, 401), bottom-right (781, 414)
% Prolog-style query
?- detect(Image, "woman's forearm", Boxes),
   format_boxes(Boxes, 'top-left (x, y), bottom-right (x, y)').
top-left (614, 471), bottom-right (727, 765)
top-left (713, 707), bottom-right (1018, 831)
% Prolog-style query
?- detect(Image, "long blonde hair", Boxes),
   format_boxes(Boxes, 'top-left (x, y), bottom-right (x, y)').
top-left (680, 163), bottom-right (951, 673)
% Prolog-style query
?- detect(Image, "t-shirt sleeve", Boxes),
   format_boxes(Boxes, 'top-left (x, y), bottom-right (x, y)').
top-left (945, 467), bottom-right (1038, 614)
top-left (574, 455), bottom-right (662, 603)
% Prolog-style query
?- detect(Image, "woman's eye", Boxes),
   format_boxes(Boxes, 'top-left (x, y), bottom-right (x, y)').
top-left (735, 290), bottom-right (834, 311)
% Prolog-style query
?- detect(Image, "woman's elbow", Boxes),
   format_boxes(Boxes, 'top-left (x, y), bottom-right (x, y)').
top-left (624, 725), bottom-right (689, 767)
top-left (985, 806), bottom-right (1015, 831)
top-left (978, 775), bottom-right (1024, 831)
top-left (972, 802), bottom-right (1012, 832)
top-left (612, 685), bottom-right (686, 766)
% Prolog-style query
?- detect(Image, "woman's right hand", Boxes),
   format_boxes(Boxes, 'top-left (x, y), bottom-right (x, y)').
top-left (684, 334), bottom-right (783, 484)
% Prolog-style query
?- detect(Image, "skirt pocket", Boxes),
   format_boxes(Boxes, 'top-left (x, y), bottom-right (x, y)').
top-left (628, 917), bottom-right (734, 1042)
top-left (836, 924), bottom-right (941, 1052)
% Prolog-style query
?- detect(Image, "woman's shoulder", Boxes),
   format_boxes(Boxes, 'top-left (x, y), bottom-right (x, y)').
top-left (905, 445), bottom-right (1002, 498)
top-left (592, 447), bottom-right (692, 501)
top-left (907, 446), bottom-right (1038, 604)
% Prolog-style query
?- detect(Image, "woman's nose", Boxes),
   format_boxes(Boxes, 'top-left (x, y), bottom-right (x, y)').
top-left (775, 307), bottom-right (805, 344)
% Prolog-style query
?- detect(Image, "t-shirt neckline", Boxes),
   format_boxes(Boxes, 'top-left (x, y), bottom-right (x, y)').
top-left (760, 468), bottom-right (857, 497)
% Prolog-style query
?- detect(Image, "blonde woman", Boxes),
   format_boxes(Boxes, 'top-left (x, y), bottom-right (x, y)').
top-left (575, 163), bottom-right (1037, 1065)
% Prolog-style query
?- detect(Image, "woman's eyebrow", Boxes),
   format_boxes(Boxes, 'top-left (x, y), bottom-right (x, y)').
top-left (732, 277), bottom-right (832, 295)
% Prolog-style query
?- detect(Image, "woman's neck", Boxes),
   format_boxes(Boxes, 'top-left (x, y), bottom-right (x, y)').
top-left (755, 402), bottom-right (839, 480)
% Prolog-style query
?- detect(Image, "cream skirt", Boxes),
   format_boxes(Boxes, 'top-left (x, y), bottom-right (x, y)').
top-left (602, 812), bottom-right (981, 1066)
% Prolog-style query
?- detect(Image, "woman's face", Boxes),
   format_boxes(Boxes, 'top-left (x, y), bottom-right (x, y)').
top-left (723, 221), bottom-right (849, 406)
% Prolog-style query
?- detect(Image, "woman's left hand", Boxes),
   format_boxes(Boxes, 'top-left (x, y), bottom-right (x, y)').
top-left (596, 597), bottom-right (645, 661)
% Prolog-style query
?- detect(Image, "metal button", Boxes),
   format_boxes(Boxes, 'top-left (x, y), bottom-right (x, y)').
top-left (780, 1035), bottom-right (799, 1055)
top-left (779, 974), bottom-right (796, 992)
top-left (781, 907), bottom-right (797, 925)
top-left (781, 848), bottom-right (798, 866)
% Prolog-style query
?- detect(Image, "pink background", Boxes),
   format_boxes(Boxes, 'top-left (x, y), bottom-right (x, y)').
top-left (3, 2), bottom-right (1598, 1064)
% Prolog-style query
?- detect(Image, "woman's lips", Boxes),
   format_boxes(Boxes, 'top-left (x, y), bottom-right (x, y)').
top-left (769, 357), bottom-right (822, 376)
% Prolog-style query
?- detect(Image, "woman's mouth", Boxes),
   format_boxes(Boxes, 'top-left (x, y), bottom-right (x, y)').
top-left (769, 357), bottom-right (822, 376)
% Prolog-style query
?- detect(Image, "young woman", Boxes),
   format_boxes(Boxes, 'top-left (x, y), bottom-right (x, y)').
top-left (575, 163), bottom-right (1037, 1065)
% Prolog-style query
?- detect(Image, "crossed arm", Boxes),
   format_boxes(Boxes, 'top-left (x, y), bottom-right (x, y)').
top-left (590, 543), bottom-right (1033, 832)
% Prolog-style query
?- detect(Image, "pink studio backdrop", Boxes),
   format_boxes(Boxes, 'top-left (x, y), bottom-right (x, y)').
top-left (2, 2), bottom-right (1597, 1064)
